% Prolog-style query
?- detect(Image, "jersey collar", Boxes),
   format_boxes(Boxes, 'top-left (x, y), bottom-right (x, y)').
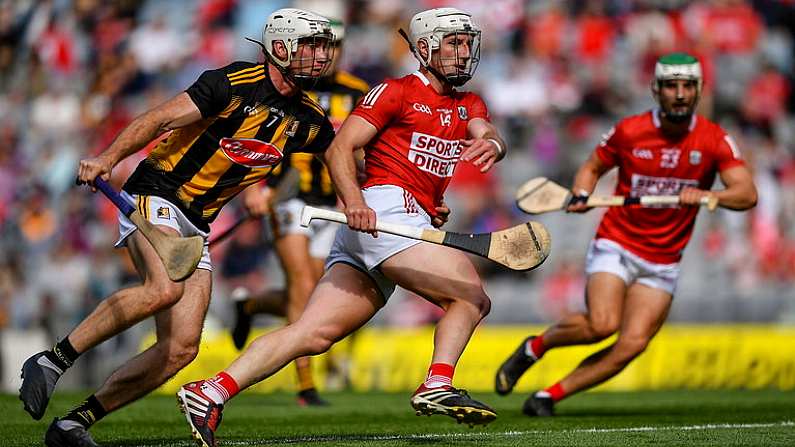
top-left (412, 70), bottom-right (431, 86)
top-left (652, 107), bottom-right (697, 132)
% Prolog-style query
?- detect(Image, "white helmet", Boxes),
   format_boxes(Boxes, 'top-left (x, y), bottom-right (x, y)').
top-left (406, 7), bottom-right (481, 87)
top-left (259, 8), bottom-right (334, 88)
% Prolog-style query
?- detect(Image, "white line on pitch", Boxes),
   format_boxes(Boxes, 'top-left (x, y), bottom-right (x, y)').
top-left (133, 421), bottom-right (795, 446)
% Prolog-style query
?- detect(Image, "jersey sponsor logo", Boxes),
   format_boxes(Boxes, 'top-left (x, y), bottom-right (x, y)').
top-left (689, 150), bottom-right (702, 165)
top-left (660, 148), bottom-right (681, 169)
top-left (361, 83), bottom-right (387, 109)
top-left (219, 137), bottom-right (284, 168)
top-left (631, 174), bottom-right (699, 207)
top-left (409, 132), bottom-right (461, 178)
top-left (457, 105), bottom-right (468, 120)
top-left (412, 102), bottom-right (432, 115)
top-left (438, 108), bottom-right (452, 127)
top-left (632, 148), bottom-right (653, 159)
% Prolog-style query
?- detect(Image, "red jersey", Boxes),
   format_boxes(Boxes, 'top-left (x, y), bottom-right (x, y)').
top-left (350, 72), bottom-right (489, 218)
top-left (594, 109), bottom-right (744, 263)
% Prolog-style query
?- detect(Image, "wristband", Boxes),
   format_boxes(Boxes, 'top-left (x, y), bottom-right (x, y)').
top-left (486, 138), bottom-right (505, 159)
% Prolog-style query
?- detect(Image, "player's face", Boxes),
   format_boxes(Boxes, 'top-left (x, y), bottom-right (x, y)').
top-left (657, 79), bottom-right (698, 122)
top-left (433, 32), bottom-right (475, 77)
top-left (291, 35), bottom-right (333, 78)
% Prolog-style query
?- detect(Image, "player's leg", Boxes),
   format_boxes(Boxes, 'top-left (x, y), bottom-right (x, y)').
top-left (524, 282), bottom-right (672, 417)
top-left (495, 239), bottom-right (629, 395)
top-left (380, 243), bottom-right (497, 426)
top-left (20, 227), bottom-right (185, 421)
top-left (177, 263), bottom-right (382, 447)
top-left (46, 268), bottom-right (211, 440)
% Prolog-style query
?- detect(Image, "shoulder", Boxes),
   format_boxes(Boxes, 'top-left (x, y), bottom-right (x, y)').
top-left (358, 77), bottom-right (405, 109)
top-left (694, 115), bottom-right (728, 139)
top-left (299, 92), bottom-right (327, 119)
top-left (617, 111), bottom-right (653, 134)
top-left (333, 71), bottom-right (370, 95)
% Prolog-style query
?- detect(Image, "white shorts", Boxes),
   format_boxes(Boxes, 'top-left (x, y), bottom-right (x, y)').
top-left (271, 198), bottom-right (338, 259)
top-left (115, 192), bottom-right (212, 271)
top-left (326, 185), bottom-right (432, 300)
top-left (585, 238), bottom-right (680, 295)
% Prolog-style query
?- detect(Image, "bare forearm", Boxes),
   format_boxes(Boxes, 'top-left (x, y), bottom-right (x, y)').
top-left (100, 111), bottom-right (169, 167)
top-left (713, 184), bottom-right (757, 210)
top-left (327, 143), bottom-right (365, 207)
top-left (571, 164), bottom-right (601, 195)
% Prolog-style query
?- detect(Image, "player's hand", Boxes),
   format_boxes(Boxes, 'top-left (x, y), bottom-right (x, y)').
top-left (243, 186), bottom-right (274, 217)
top-left (76, 155), bottom-right (113, 192)
top-left (566, 191), bottom-right (591, 213)
top-left (679, 187), bottom-right (713, 206)
top-left (345, 200), bottom-right (378, 236)
top-left (432, 202), bottom-right (451, 228)
top-left (460, 138), bottom-right (499, 173)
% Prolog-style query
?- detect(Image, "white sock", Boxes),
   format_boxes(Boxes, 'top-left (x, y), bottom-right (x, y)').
top-left (535, 390), bottom-right (551, 399)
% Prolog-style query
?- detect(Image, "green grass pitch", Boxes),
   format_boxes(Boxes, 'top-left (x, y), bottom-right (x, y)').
top-left (3, 390), bottom-right (794, 446)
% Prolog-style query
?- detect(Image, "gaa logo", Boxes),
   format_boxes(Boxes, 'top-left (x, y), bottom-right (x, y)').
top-left (219, 137), bottom-right (283, 168)
top-left (412, 103), bottom-right (432, 115)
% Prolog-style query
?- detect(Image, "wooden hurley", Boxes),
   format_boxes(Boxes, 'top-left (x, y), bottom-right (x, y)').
top-left (92, 178), bottom-right (203, 282)
top-left (515, 177), bottom-right (719, 214)
top-left (300, 206), bottom-right (551, 271)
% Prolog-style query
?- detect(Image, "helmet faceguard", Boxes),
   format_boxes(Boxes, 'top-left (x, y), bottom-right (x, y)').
top-left (651, 53), bottom-right (702, 123)
top-left (253, 8), bottom-right (335, 90)
top-left (402, 8), bottom-right (482, 87)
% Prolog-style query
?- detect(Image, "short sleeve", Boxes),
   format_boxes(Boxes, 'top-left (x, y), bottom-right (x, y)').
top-left (185, 69), bottom-right (232, 118)
top-left (297, 117), bottom-right (335, 154)
top-left (467, 94), bottom-right (490, 121)
top-left (714, 133), bottom-right (745, 171)
top-left (350, 81), bottom-right (403, 131)
top-left (594, 124), bottom-right (622, 168)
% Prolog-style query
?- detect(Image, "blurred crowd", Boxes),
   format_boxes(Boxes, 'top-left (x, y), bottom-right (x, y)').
top-left (1, 0), bottom-right (794, 346)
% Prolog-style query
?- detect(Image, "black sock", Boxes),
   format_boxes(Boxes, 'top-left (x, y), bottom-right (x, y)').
top-left (62, 395), bottom-right (107, 429)
top-left (46, 338), bottom-right (80, 371)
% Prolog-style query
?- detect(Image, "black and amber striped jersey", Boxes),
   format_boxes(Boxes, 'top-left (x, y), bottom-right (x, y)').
top-left (123, 61), bottom-right (335, 231)
top-left (265, 71), bottom-right (368, 206)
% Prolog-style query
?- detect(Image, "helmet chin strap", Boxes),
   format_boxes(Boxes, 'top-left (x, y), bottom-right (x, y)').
top-left (245, 37), bottom-right (320, 91)
top-left (398, 29), bottom-right (469, 88)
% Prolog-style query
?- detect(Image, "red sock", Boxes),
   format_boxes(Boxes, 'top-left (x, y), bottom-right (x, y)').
top-left (202, 372), bottom-right (240, 404)
top-left (543, 382), bottom-right (566, 402)
top-left (423, 363), bottom-right (454, 388)
top-left (528, 335), bottom-right (547, 359)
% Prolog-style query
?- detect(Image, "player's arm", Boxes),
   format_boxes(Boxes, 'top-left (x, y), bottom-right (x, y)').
top-left (680, 165), bottom-right (757, 210)
top-left (462, 117), bottom-right (506, 173)
top-left (567, 151), bottom-right (613, 213)
top-left (324, 115), bottom-right (379, 233)
top-left (77, 93), bottom-right (202, 189)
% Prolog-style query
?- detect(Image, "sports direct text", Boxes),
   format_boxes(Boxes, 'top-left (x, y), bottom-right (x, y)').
top-left (631, 174), bottom-right (699, 202)
top-left (408, 132), bottom-right (461, 178)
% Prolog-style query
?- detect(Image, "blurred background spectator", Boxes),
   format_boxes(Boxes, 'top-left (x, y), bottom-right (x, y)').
top-left (0, 0), bottom-right (793, 387)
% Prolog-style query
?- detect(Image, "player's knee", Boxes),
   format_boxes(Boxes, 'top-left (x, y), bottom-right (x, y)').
top-left (473, 292), bottom-right (491, 320)
top-left (616, 335), bottom-right (650, 361)
top-left (589, 318), bottom-right (620, 341)
top-left (304, 326), bottom-right (341, 355)
top-left (144, 280), bottom-right (184, 312)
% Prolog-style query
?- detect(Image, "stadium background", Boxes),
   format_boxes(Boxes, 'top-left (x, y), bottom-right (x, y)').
top-left (0, 0), bottom-right (793, 395)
